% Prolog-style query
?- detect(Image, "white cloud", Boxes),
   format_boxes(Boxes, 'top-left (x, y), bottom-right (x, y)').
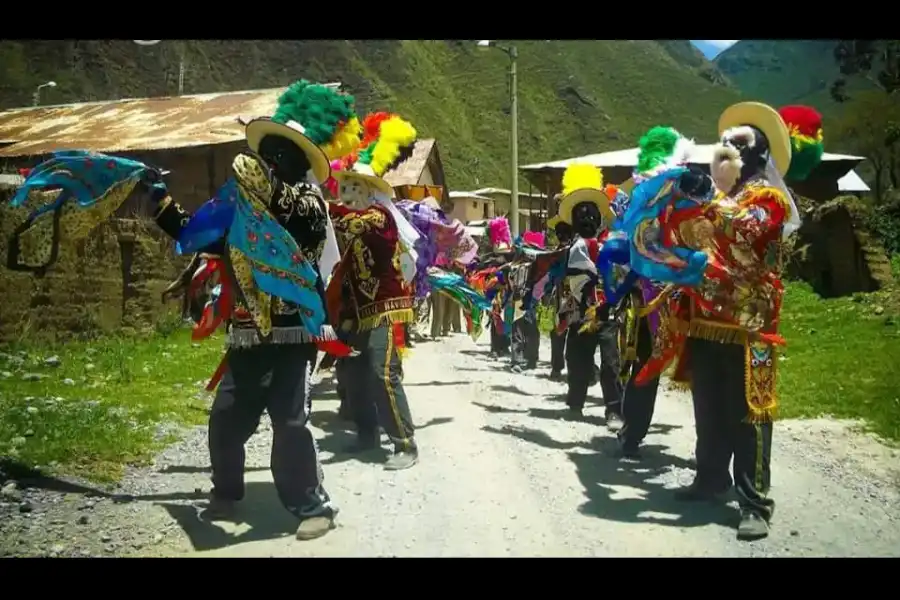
top-left (701, 40), bottom-right (740, 50)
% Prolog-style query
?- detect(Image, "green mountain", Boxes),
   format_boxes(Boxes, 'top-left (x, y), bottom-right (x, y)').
top-left (713, 40), bottom-right (875, 117)
top-left (0, 40), bottom-right (739, 190)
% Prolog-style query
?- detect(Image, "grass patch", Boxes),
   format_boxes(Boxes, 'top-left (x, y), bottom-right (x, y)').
top-left (0, 326), bottom-right (224, 483)
top-left (778, 281), bottom-right (900, 442)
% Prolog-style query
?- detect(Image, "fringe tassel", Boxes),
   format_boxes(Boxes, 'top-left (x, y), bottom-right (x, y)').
top-left (358, 308), bottom-right (415, 332)
top-left (226, 326), bottom-right (315, 348)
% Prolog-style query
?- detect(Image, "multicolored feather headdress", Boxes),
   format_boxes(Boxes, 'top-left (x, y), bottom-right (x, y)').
top-left (333, 112), bottom-right (418, 195)
top-left (778, 105), bottom-right (824, 182)
top-left (488, 217), bottom-right (513, 251)
top-left (245, 80), bottom-right (362, 183)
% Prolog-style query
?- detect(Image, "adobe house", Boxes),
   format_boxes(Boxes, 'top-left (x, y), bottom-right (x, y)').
top-left (0, 85), bottom-right (339, 339)
top-left (447, 190), bottom-right (494, 223)
top-left (454, 187), bottom-right (551, 234)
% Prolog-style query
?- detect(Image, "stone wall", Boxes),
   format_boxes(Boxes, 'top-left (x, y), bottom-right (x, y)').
top-left (787, 196), bottom-right (894, 298)
top-left (0, 142), bottom-right (244, 342)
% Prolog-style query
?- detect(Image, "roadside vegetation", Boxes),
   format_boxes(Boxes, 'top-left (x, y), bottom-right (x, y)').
top-left (0, 323), bottom-right (221, 483)
top-left (779, 259), bottom-right (900, 443)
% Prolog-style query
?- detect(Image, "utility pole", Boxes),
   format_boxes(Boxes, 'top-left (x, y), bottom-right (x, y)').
top-left (509, 45), bottom-right (519, 235)
top-left (478, 40), bottom-right (520, 234)
top-left (33, 81), bottom-right (57, 107)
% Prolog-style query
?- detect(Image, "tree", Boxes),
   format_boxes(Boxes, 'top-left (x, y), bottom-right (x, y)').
top-left (831, 40), bottom-right (900, 102)
top-left (833, 90), bottom-right (900, 201)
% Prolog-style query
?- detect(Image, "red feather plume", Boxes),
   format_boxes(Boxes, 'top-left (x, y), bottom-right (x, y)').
top-left (779, 105), bottom-right (822, 138)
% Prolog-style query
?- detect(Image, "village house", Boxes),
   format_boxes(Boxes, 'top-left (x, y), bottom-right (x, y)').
top-left (448, 187), bottom-right (550, 233)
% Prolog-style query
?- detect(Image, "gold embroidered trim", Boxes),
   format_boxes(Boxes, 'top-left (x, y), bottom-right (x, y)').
top-left (357, 308), bottom-right (415, 333)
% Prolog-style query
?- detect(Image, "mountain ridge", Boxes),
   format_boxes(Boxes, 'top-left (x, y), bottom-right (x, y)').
top-left (0, 40), bottom-right (739, 191)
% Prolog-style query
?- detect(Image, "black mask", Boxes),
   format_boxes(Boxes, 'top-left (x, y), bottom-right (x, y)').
top-left (257, 135), bottom-right (312, 185)
top-left (725, 125), bottom-right (771, 185)
top-left (572, 202), bottom-right (601, 239)
top-left (554, 222), bottom-right (574, 244)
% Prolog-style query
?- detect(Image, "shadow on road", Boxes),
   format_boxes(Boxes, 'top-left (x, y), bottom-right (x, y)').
top-left (480, 422), bottom-right (734, 530)
top-left (157, 481), bottom-right (298, 552)
top-left (314, 411), bottom-right (454, 465)
top-left (406, 381), bottom-right (471, 387)
top-left (490, 384), bottom-right (532, 396)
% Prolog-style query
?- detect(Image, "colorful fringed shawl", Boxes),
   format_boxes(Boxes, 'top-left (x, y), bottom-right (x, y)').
top-left (427, 267), bottom-right (492, 340)
top-left (395, 200), bottom-right (478, 296)
top-left (7, 151), bottom-right (157, 273)
top-left (617, 166), bottom-right (713, 288)
top-left (176, 177), bottom-right (327, 337)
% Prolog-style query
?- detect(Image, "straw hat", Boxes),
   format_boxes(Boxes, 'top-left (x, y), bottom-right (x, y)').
top-left (557, 164), bottom-right (615, 226)
top-left (245, 118), bottom-right (330, 183)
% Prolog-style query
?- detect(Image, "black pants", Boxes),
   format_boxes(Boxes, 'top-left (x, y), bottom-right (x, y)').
top-left (490, 319), bottom-right (510, 355)
top-left (344, 325), bottom-right (417, 452)
top-left (550, 326), bottom-right (567, 373)
top-left (511, 315), bottom-right (540, 369)
top-left (688, 338), bottom-right (775, 519)
top-left (565, 323), bottom-right (598, 411)
top-left (335, 358), bottom-right (351, 418)
top-left (208, 343), bottom-right (332, 520)
top-left (597, 318), bottom-right (624, 416)
top-left (619, 317), bottom-right (661, 448)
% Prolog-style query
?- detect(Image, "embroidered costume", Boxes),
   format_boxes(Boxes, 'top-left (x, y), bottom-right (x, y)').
top-left (329, 113), bottom-right (423, 471)
top-left (662, 101), bottom-right (816, 541)
top-left (556, 164), bottom-right (623, 424)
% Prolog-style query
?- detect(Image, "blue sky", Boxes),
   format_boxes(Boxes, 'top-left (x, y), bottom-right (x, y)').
top-left (691, 40), bottom-right (740, 59)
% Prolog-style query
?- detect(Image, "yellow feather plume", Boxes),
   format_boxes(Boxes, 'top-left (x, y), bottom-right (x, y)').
top-left (562, 163), bottom-right (603, 196)
top-left (371, 116), bottom-right (417, 176)
top-left (321, 117), bottom-right (363, 161)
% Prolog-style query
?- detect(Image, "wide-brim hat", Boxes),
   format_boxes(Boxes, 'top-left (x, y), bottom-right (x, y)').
top-left (558, 188), bottom-right (614, 226)
top-left (332, 162), bottom-right (394, 197)
top-left (245, 117), bottom-right (331, 184)
top-left (718, 102), bottom-right (792, 178)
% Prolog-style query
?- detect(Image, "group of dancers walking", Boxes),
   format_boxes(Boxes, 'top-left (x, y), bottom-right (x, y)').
top-left (6, 77), bottom-right (826, 544)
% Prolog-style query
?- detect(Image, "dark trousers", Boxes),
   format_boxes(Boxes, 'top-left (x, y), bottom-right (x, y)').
top-left (511, 315), bottom-right (540, 368)
top-left (565, 324), bottom-right (598, 411)
top-left (688, 338), bottom-right (775, 519)
top-left (490, 319), bottom-right (510, 355)
top-left (619, 317), bottom-right (661, 447)
top-left (596, 319), bottom-right (624, 416)
top-left (550, 326), bottom-right (567, 373)
top-left (208, 343), bottom-right (332, 519)
top-left (335, 358), bottom-right (351, 419)
top-left (344, 324), bottom-right (417, 452)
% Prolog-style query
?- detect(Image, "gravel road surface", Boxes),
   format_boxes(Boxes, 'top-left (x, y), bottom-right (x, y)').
top-left (2, 332), bottom-right (898, 557)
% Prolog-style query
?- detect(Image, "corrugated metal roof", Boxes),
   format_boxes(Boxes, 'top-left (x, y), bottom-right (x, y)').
top-left (0, 84), bottom-right (340, 159)
top-left (838, 169), bottom-right (871, 193)
top-left (519, 145), bottom-right (866, 171)
top-left (467, 187), bottom-right (546, 199)
top-left (383, 139), bottom-right (436, 187)
top-left (0, 173), bottom-right (25, 189)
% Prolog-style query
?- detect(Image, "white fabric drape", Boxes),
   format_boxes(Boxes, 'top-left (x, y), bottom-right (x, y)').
top-left (764, 157), bottom-right (801, 241)
top-left (372, 191), bottom-right (421, 285)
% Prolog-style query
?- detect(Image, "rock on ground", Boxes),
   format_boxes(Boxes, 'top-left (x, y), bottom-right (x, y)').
top-left (2, 333), bottom-right (899, 558)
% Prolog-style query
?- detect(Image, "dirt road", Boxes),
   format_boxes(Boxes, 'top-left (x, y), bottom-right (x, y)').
top-left (3, 333), bottom-right (899, 557)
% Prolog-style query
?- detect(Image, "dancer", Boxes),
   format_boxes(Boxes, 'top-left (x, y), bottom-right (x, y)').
top-left (330, 113), bottom-right (423, 471)
top-left (509, 230), bottom-right (546, 372)
top-left (547, 215), bottom-right (574, 380)
top-left (617, 126), bottom-right (695, 458)
top-left (556, 164), bottom-right (621, 422)
top-left (7, 80), bottom-right (360, 540)
top-left (664, 102), bottom-right (809, 541)
top-left (486, 217), bottom-right (514, 357)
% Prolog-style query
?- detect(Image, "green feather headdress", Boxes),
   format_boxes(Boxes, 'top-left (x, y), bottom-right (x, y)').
top-left (633, 126), bottom-right (695, 183)
top-left (272, 80), bottom-right (362, 160)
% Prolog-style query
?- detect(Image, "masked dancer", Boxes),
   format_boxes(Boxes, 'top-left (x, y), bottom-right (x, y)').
top-left (329, 114), bottom-right (423, 471)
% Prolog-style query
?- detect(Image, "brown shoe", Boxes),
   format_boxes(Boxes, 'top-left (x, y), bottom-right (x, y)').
top-left (296, 515), bottom-right (336, 541)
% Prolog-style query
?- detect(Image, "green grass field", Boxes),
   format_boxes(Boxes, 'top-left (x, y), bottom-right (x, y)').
top-left (0, 328), bottom-right (223, 483)
top-left (778, 281), bottom-right (900, 442)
